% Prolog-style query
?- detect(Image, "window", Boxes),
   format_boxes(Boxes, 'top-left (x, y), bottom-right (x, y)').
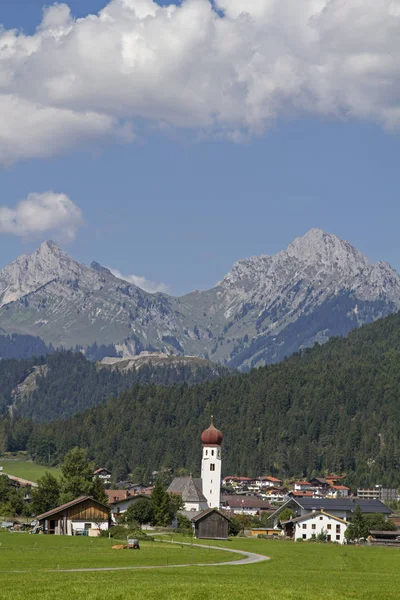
top-left (320, 516), bottom-right (323, 520)
top-left (336, 535), bottom-right (340, 541)
top-left (205, 450), bottom-right (208, 456)
top-left (327, 535), bottom-right (331, 541)
top-left (302, 534), bottom-right (307, 539)
top-left (210, 464), bottom-right (215, 472)
top-left (211, 450), bottom-right (214, 456)
top-left (336, 525), bottom-right (341, 533)
top-left (327, 524), bottom-right (332, 530)
top-left (312, 524), bottom-right (316, 530)
top-left (210, 490), bottom-right (212, 495)
top-left (302, 524), bottom-right (307, 529)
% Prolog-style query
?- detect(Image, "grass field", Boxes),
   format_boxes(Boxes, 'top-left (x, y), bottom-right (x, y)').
top-left (0, 532), bottom-right (400, 599)
top-left (0, 459), bottom-right (60, 482)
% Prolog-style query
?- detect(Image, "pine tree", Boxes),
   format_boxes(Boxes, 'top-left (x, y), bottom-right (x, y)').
top-left (151, 480), bottom-right (171, 526)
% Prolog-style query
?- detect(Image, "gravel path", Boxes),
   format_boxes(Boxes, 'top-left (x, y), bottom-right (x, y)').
top-left (44, 540), bottom-right (270, 573)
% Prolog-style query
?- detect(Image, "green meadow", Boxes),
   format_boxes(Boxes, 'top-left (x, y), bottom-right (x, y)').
top-left (0, 459), bottom-right (60, 482)
top-left (0, 532), bottom-right (400, 599)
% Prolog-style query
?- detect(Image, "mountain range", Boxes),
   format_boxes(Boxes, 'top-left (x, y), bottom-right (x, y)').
top-left (0, 228), bottom-right (399, 370)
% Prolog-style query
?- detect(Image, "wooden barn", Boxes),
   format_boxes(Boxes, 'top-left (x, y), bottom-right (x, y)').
top-left (191, 508), bottom-right (230, 540)
top-left (36, 496), bottom-right (110, 536)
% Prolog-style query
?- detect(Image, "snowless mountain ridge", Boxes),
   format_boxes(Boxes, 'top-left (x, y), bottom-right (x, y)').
top-left (0, 228), bottom-right (399, 370)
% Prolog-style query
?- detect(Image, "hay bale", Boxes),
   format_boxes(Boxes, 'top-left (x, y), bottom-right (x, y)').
top-left (112, 544), bottom-right (127, 550)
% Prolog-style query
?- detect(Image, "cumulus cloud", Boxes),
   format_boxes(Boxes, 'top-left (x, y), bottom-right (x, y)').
top-left (0, 192), bottom-right (84, 241)
top-left (110, 268), bottom-right (170, 294)
top-left (1, 0), bottom-right (400, 161)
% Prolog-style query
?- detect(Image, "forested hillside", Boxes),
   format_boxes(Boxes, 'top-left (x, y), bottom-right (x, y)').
top-left (8, 310), bottom-right (400, 487)
top-left (0, 351), bottom-right (230, 423)
top-left (0, 334), bottom-right (51, 359)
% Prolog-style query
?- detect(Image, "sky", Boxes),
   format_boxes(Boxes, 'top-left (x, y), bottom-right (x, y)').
top-left (1, 0), bottom-right (400, 295)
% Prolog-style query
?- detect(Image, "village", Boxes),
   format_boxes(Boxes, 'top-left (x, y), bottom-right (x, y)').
top-left (2, 420), bottom-right (399, 547)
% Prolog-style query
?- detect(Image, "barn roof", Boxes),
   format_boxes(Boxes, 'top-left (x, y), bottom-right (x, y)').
top-left (190, 508), bottom-right (231, 523)
top-left (36, 496), bottom-right (109, 520)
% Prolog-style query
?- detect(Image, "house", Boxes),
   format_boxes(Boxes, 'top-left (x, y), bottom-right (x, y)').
top-left (220, 495), bottom-right (273, 516)
top-left (369, 530), bottom-right (400, 546)
top-left (93, 468), bottom-right (111, 484)
top-left (222, 476), bottom-right (254, 491)
top-left (261, 487), bottom-right (287, 503)
top-left (259, 476), bottom-right (283, 488)
top-left (308, 477), bottom-right (330, 489)
top-left (326, 485), bottom-right (350, 498)
top-left (270, 497), bottom-right (391, 527)
top-left (292, 481), bottom-right (312, 492)
top-left (281, 510), bottom-right (348, 544)
top-left (36, 496), bottom-right (110, 535)
top-left (167, 476), bottom-right (209, 511)
top-left (109, 494), bottom-right (152, 521)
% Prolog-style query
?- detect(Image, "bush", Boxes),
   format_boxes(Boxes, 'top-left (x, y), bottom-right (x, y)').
top-left (100, 525), bottom-right (153, 541)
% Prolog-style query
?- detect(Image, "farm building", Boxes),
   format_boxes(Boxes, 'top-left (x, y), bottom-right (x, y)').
top-left (188, 508), bottom-right (230, 539)
top-left (36, 496), bottom-right (110, 535)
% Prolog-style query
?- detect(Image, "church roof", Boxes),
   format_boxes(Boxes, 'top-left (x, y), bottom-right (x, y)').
top-left (168, 477), bottom-right (207, 503)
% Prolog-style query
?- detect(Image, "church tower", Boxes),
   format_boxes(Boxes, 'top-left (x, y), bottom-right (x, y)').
top-left (200, 417), bottom-right (223, 509)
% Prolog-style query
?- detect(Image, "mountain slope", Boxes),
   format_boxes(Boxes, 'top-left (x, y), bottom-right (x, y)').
top-left (0, 230), bottom-right (399, 370)
top-left (17, 310), bottom-right (400, 487)
top-left (0, 351), bottom-right (230, 423)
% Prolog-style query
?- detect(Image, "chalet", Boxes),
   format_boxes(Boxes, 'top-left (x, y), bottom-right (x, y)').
top-left (36, 496), bottom-right (110, 535)
top-left (109, 493), bottom-right (152, 521)
top-left (220, 495), bottom-right (273, 516)
top-left (309, 477), bottom-right (330, 489)
top-left (326, 485), bottom-right (350, 498)
top-left (93, 468), bottom-right (111, 484)
top-left (270, 497), bottom-right (392, 527)
top-left (292, 481), bottom-right (312, 492)
top-left (260, 476), bottom-right (283, 488)
top-left (281, 510), bottom-right (348, 544)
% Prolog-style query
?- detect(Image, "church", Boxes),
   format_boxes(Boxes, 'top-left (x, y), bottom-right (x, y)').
top-left (167, 418), bottom-right (223, 511)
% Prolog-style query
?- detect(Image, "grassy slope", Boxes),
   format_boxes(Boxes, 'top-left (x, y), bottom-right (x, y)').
top-left (0, 534), bottom-right (399, 599)
top-left (0, 460), bottom-right (60, 481)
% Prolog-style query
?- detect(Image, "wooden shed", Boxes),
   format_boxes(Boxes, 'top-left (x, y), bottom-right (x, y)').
top-left (36, 495), bottom-right (110, 536)
top-left (191, 509), bottom-right (230, 540)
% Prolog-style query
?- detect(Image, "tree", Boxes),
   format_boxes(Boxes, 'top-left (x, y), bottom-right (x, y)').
top-left (31, 472), bottom-right (60, 515)
top-left (364, 513), bottom-right (396, 533)
top-left (345, 505), bottom-right (369, 542)
top-left (125, 499), bottom-right (154, 528)
top-left (59, 447), bottom-right (106, 504)
top-left (91, 476), bottom-right (108, 505)
top-left (151, 480), bottom-right (172, 527)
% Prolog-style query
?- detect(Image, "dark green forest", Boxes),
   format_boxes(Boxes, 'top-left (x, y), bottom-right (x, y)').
top-left (0, 351), bottom-right (230, 422)
top-left (4, 310), bottom-right (400, 486)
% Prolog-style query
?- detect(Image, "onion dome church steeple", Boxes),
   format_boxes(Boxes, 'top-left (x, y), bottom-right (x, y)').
top-left (201, 416), bottom-right (224, 446)
top-left (201, 416), bottom-right (223, 509)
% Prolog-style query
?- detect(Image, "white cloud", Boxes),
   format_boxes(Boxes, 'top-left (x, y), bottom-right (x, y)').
top-left (0, 192), bottom-right (84, 241)
top-left (110, 268), bottom-right (170, 294)
top-left (1, 0), bottom-right (400, 161)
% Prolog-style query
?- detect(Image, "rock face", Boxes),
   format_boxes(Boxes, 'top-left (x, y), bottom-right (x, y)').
top-left (0, 229), bottom-right (399, 370)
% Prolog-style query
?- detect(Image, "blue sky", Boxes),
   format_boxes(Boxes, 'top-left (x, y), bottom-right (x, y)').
top-left (1, 0), bottom-right (400, 295)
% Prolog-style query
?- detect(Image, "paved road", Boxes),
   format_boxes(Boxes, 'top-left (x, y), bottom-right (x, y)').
top-left (44, 540), bottom-right (270, 573)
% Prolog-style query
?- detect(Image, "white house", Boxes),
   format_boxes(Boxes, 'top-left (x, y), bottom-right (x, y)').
top-left (326, 485), bottom-right (350, 498)
top-left (281, 510), bottom-right (348, 544)
top-left (109, 494), bottom-right (152, 521)
top-left (293, 481), bottom-right (312, 492)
